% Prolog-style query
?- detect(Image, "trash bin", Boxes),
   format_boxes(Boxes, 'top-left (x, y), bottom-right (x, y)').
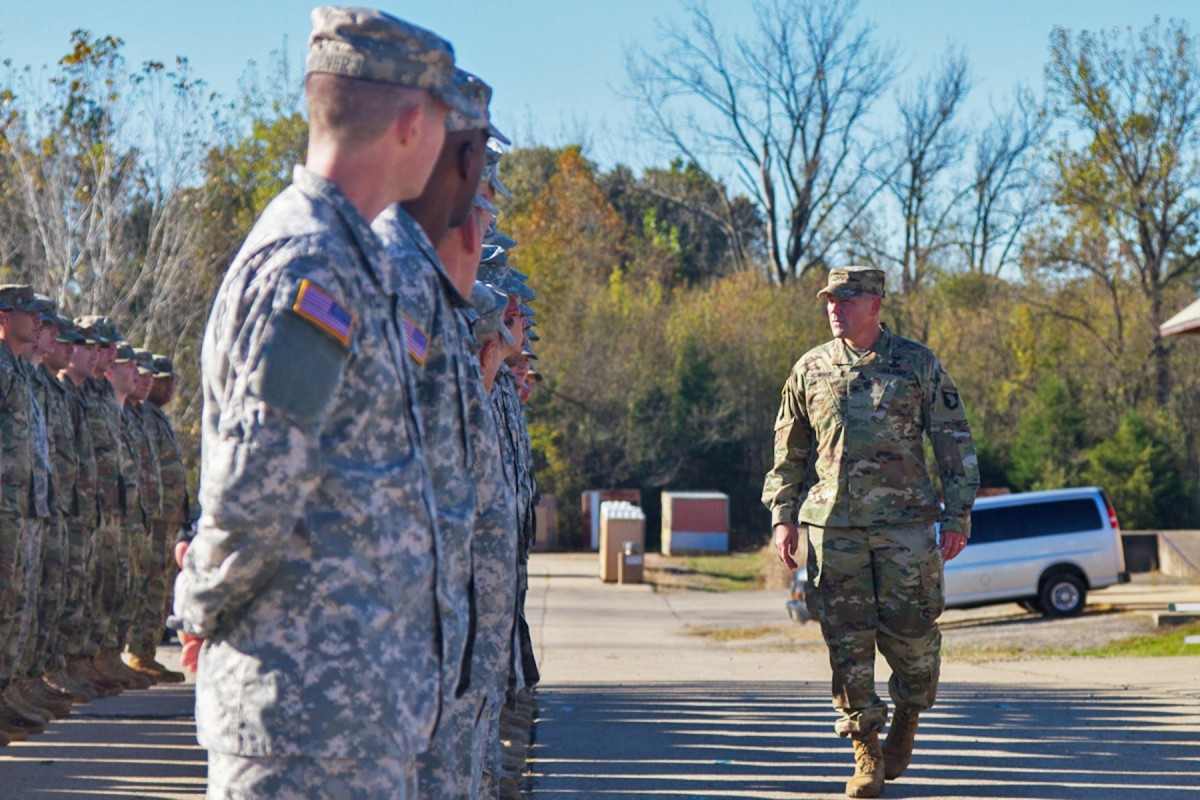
top-left (599, 501), bottom-right (645, 583)
top-left (618, 541), bottom-right (644, 584)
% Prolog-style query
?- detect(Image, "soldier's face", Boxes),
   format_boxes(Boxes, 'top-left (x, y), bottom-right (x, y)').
top-left (34, 323), bottom-right (58, 355)
top-left (46, 339), bottom-right (74, 371)
top-left (106, 361), bottom-right (138, 395)
top-left (2, 309), bottom-right (41, 347)
top-left (70, 343), bottom-right (99, 376)
top-left (133, 371), bottom-right (153, 401)
top-left (151, 375), bottom-right (176, 405)
top-left (826, 294), bottom-right (880, 342)
top-left (95, 345), bottom-right (116, 374)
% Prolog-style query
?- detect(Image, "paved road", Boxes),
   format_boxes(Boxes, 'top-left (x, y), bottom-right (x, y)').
top-left (2, 554), bottom-right (1198, 799)
top-left (525, 553), bottom-right (1200, 800)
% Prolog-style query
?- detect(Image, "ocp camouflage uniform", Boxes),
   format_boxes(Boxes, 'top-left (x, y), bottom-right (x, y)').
top-left (762, 324), bottom-right (979, 735)
top-left (82, 377), bottom-right (126, 655)
top-left (173, 166), bottom-right (441, 778)
top-left (31, 363), bottom-right (77, 677)
top-left (12, 359), bottom-right (52, 682)
top-left (375, 204), bottom-right (481, 799)
top-left (61, 376), bottom-right (99, 662)
top-left (133, 400), bottom-right (188, 656)
top-left (0, 341), bottom-right (37, 690)
top-left (115, 398), bottom-right (158, 653)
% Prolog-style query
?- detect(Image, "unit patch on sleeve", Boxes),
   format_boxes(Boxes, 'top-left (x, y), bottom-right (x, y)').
top-left (402, 313), bottom-right (429, 365)
top-left (293, 279), bottom-right (356, 347)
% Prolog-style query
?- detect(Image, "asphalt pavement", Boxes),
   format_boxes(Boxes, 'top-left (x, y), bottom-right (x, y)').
top-left (2, 553), bottom-right (1198, 799)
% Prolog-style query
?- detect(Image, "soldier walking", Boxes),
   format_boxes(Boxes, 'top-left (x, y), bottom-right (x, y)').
top-left (763, 266), bottom-right (979, 798)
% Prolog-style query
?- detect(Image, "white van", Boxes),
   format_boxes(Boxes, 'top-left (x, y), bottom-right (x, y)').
top-left (786, 487), bottom-right (1130, 620)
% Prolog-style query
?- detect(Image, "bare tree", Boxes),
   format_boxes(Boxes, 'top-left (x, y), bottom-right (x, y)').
top-left (963, 88), bottom-right (1049, 277)
top-left (627, 0), bottom-right (894, 282)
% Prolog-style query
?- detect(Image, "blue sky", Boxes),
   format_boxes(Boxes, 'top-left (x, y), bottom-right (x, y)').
top-left (1, 1), bottom-right (1196, 170)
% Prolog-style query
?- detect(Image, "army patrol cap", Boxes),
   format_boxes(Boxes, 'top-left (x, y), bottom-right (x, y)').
top-left (55, 317), bottom-right (86, 344)
top-left (152, 354), bottom-right (176, 377)
top-left (484, 140), bottom-right (511, 200)
top-left (485, 227), bottom-right (517, 251)
top-left (112, 342), bottom-right (137, 362)
top-left (528, 365), bottom-right (542, 382)
top-left (75, 315), bottom-right (122, 344)
top-left (520, 343), bottom-right (538, 360)
top-left (817, 265), bottom-right (886, 300)
top-left (134, 347), bottom-right (155, 374)
top-left (307, 7), bottom-right (477, 122)
top-left (475, 193), bottom-right (499, 215)
top-left (0, 284), bottom-right (41, 312)
top-left (33, 293), bottom-right (57, 317)
top-left (445, 69), bottom-right (510, 144)
top-left (470, 282), bottom-right (515, 346)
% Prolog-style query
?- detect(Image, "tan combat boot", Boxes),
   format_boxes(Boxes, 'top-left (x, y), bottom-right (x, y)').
top-left (883, 708), bottom-right (919, 780)
top-left (845, 730), bottom-right (885, 798)
top-left (127, 653), bottom-right (186, 684)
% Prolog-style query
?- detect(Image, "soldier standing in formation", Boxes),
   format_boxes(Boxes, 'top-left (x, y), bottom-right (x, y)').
top-left (0, 290), bottom-right (190, 744)
top-left (763, 266), bottom-right (980, 798)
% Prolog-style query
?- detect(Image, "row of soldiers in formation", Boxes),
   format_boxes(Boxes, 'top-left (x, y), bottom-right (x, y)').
top-left (0, 289), bottom-right (190, 747)
top-left (169, 8), bottom-right (547, 798)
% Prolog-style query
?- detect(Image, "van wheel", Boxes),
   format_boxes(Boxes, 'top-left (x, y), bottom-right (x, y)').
top-left (1039, 574), bottom-right (1086, 618)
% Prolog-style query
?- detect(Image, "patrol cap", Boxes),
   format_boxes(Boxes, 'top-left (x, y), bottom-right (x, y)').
top-left (527, 328), bottom-right (540, 342)
top-left (112, 342), bottom-right (137, 363)
top-left (475, 194), bottom-right (498, 215)
top-left (520, 344), bottom-right (538, 360)
top-left (306, 7), bottom-right (476, 122)
top-left (55, 317), bottom-right (86, 344)
top-left (75, 315), bottom-right (123, 344)
top-left (470, 282), bottom-right (515, 346)
top-left (152, 354), bottom-right (176, 377)
top-left (134, 347), bottom-right (155, 374)
top-left (519, 302), bottom-right (536, 318)
top-left (445, 69), bottom-right (509, 144)
top-left (817, 265), bottom-right (886, 300)
top-left (485, 228), bottom-right (517, 251)
top-left (0, 284), bottom-right (40, 312)
top-left (527, 365), bottom-right (542, 382)
top-left (484, 140), bottom-right (511, 200)
top-left (33, 293), bottom-right (57, 317)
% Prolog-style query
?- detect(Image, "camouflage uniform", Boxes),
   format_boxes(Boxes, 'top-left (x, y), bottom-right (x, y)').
top-left (115, 396), bottom-right (158, 650)
top-left (465, 321), bottom-right (518, 799)
top-left (763, 320), bottom-right (979, 735)
top-left (61, 375), bottom-right (98, 661)
top-left (0, 341), bottom-right (36, 689)
top-left (32, 363), bottom-right (77, 676)
top-left (375, 204), bottom-right (482, 798)
top-left (173, 166), bottom-right (441, 773)
top-left (82, 376), bottom-right (126, 655)
top-left (12, 359), bottom-right (51, 682)
top-left (133, 399), bottom-right (188, 656)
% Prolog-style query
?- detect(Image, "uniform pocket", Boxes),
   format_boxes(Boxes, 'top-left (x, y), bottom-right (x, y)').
top-left (918, 551), bottom-right (946, 621)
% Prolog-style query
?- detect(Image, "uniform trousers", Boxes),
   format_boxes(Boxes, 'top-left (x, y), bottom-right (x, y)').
top-left (206, 752), bottom-right (418, 800)
top-left (805, 522), bottom-right (945, 736)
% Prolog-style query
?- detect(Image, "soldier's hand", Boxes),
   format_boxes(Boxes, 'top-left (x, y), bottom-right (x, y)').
top-left (179, 631), bottom-right (204, 672)
top-left (941, 530), bottom-right (967, 562)
top-left (174, 540), bottom-right (189, 569)
top-left (774, 523), bottom-right (799, 569)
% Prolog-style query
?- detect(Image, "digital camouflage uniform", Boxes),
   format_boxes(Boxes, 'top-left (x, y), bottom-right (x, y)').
top-left (134, 400), bottom-right (188, 656)
top-left (763, 323), bottom-right (979, 735)
top-left (466, 324), bottom-right (518, 799)
top-left (376, 204), bottom-right (481, 799)
top-left (173, 166), bottom-right (440, 792)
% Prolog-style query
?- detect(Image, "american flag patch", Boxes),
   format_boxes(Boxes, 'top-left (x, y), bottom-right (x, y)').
top-left (293, 280), bottom-right (355, 347)
top-left (402, 314), bottom-right (428, 365)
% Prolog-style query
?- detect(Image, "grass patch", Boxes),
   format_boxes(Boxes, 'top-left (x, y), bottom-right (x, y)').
top-left (691, 624), bottom-right (784, 642)
top-left (646, 551), bottom-right (771, 592)
top-left (1045, 621), bottom-right (1200, 658)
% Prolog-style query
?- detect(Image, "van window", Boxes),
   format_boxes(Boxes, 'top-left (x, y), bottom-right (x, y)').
top-left (970, 498), bottom-right (1102, 545)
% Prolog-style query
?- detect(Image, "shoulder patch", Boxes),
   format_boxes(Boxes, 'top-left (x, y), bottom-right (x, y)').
top-left (942, 390), bottom-right (960, 410)
top-left (402, 313), bottom-right (429, 365)
top-left (293, 279), bottom-right (356, 347)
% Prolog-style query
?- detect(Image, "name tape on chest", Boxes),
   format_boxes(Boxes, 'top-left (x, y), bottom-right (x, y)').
top-left (402, 314), bottom-right (429, 366)
top-left (293, 279), bottom-right (356, 347)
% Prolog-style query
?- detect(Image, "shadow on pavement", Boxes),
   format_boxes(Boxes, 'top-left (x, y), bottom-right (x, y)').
top-left (0, 684), bottom-right (206, 799)
top-left (529, 681), bottom-right (1200, 799)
